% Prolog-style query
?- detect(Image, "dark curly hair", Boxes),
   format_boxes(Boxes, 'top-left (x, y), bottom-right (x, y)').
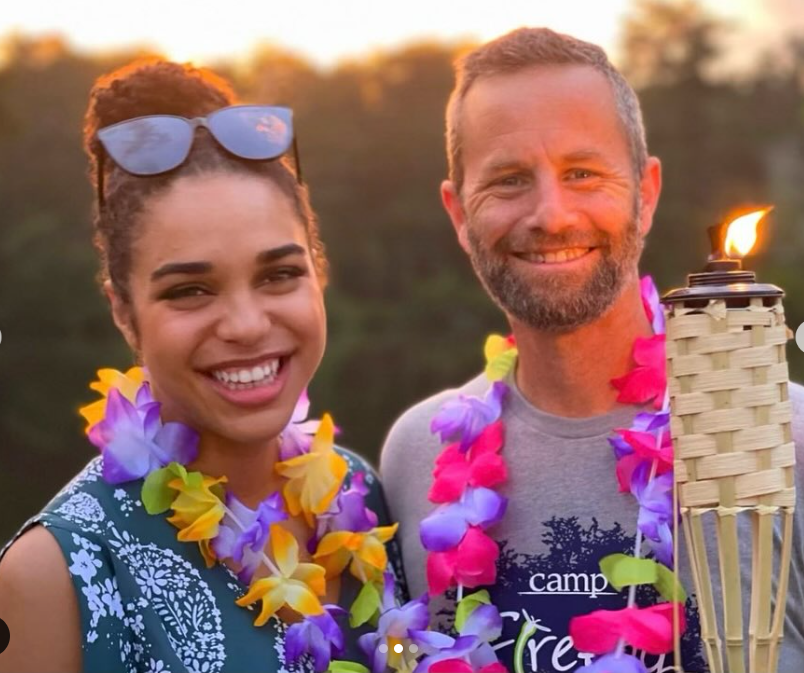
top-left (84, 58), bottom-right (327, 309)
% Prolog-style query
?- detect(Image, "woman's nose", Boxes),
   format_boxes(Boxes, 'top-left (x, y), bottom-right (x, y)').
top-left (215, 293), bottom-right (272, 345)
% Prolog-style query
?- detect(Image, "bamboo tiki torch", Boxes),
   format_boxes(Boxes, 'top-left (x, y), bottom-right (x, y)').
top-left (662, 207), bottom-right (796, 673)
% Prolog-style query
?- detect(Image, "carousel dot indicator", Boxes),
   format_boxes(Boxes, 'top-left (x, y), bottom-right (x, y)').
top-left (378, 643), bottom-right (388, 654)
top-left (409, 643), bottom-right (419, 654)
top-left (796, 323), bottom-right (804, 353)
top-left (393, 643), bottom-right (404, 654)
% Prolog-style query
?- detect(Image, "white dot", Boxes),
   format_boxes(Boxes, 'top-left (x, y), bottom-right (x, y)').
top-left (379, 644), bottom-right (388, 653)
top-left (393, 643), bottom-right (404, 654)
top-left (796, 323), bottom-right (804, 353)
top-left (409, 644), bottom-right (419, 654)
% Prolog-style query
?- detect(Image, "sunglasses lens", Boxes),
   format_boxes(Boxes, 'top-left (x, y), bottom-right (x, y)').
top-left (209, 106), bottom-right (293, 160)
top-left (98, 117), bottom-right (193, 175)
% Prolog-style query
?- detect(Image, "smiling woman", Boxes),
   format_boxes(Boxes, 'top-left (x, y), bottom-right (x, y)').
top-left (0, 59), bottom-right (406, 673)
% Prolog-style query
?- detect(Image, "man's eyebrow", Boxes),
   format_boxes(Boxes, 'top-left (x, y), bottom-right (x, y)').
top-left (563, 149), bottom-right (607, 162)
top-left (150, 244), bottom-right (306, 282)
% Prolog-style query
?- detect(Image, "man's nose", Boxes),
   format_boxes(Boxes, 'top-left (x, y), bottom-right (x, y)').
top-left (216, 292), bottom-right (271, 345)
top-left (524, 173), bottom-right (581, 233)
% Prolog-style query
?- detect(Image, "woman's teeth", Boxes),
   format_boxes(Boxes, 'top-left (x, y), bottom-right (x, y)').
top-left (523, 247), bottom-right (591, 264)
top-left (211, 360), bottom-right (280, 389)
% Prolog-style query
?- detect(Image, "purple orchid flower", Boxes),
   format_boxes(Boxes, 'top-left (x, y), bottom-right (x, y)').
top-left (279, 389), bottom-right (323, 460)
top-left (309, 472), bottom-right (378, 553)
top-left (431, 382), bottom-right (508, 453)
top-left (211, 491), bottom-right (287, 583)
top-left (89, 385), bottom-right (199, 484)
top-left (609, 411), bottom-right (670, 459)
top-left (420, 487), bottom-right (508, 552)
top-left (285, 604), bottom-right (346, 672)
top-left (409, 604), bottom-right (504, 673)
top-left (578, 652), bottom-right (648, 673)
top-left (630, 462), bottom-right (674, 566)
top-left (358, 573), bottom-right (430, 673)
top-left (641, 275), bottom-right (665, 335)
top-left (608, 411), bottom-right (670, 460)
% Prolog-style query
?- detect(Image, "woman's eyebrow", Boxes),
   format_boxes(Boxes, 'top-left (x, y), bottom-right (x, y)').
top-left (256, 244), bottom-right (306, 264)
top-left (150, 244), bottom-right (307, 282)
top-left (150, 261), bottom-right (212, 282)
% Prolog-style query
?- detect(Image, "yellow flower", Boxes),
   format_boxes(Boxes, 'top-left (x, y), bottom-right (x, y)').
top-left (314, 523), bottom-right (399, 583)
top-left (236, 524), bottom-right (326, 625)
top-left (79, 367), bottom-right (147, 432)
top-left (275, 414), bottom-right (347, 527)
top-left (165, 471), bottom-right (227, 567)
top-left (483, 334), bottom-right (518, 381)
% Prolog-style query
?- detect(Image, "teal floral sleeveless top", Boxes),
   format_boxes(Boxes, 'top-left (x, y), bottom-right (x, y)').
top-left (2, 449), bottom-right (407, 673)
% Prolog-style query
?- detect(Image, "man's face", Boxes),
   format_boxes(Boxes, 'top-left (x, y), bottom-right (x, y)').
top-left (443, 64), bottom-right (659, 332)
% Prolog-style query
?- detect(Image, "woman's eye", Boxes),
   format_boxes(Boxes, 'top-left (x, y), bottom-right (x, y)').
top-left (260, 266), bottom-right (306, 287)
top-left (161, 285), bottom-right (208, 301)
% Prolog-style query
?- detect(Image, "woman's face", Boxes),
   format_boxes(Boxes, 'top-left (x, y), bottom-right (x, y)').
top-left (112, 172), bottom-right (326, 446)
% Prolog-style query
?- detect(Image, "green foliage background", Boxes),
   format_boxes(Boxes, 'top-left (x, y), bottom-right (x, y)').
top-left (2, 1), bottom-right (804, 542)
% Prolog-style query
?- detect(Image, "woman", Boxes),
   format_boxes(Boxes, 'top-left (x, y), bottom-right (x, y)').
top-left (0, 59), bottom-right (405, 673)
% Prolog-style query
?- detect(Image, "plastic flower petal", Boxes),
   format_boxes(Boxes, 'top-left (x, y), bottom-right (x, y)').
top-left (211, 491), bottom-right (287, 583)
top-left (578, 653), bottom-right (648, 673)
top-left (311, 472), bottom-right (379, 553)
top-left (358, 573), bottom-right (430, 673)
top-left (79, 366), bottom-right (147, 430)
top-left (235, 524), bottom-right (326, 624)
top-left (420, 487), bottom-right (508, 552)
top-left (165, 471), bottom-right (227, 566)
top-left (430, 382), bottom-right (508, 452)
top-left (569, 602), bottom-right (685, 655)
top-left (429, 421), bottom-right (507, 503)
top-left (631, 463), bottom-right (674, 565)
top-left (279, 389), bottom-right (328, 460)
top-left (314, 523), bottom-right (398, 583)
top-left (617, 429), bottom-right (673, 470)
top-left (410, 629), bottom-right (505, 673)
top-left (285, 604), bottom-right (346, 672)
top-left (640, 275), bottom-right (665, 336)
top-left (86, 383), bottom-right (198, 484)
top-left (426, 527), bottom-right (499, 596)
top-left (275, 413), bottom-right (348, 526)
top-left (611, 335), bottom-right (666, 409)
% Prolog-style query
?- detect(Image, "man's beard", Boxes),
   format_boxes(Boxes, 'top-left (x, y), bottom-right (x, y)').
top-left (465, 210), bottom-right (644, 333)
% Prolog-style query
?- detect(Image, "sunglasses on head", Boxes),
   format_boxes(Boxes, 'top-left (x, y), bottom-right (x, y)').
top-left (95, 104), bottom-right (302, 208)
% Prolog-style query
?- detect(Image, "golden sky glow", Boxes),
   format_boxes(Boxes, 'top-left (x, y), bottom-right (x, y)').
top-left (0, 0), bottom-right (796, 68)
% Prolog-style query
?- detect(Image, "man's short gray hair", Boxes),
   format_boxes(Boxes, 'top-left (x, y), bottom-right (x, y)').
top-left (446, 27), bottom-right (648, 192)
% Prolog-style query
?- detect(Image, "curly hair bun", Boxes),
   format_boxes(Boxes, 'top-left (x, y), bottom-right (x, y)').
top-left (84, 58), bottom-right (238, 177)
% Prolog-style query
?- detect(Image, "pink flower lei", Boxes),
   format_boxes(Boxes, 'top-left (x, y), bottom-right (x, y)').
top-left (423, 276), bottom-right (687, 673)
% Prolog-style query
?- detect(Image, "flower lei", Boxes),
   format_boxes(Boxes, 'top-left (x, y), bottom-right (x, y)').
top-left (80, 372), bottom-right (401, 672)
top-left (420, 276), bottom-right (688, 673)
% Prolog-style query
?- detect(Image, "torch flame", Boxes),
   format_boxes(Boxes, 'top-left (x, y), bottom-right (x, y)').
top-left (723, 207), bottom-right (772, 258)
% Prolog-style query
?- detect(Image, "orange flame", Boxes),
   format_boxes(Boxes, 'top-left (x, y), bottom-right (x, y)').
top-left (723, 207), bottom-right (773, 258)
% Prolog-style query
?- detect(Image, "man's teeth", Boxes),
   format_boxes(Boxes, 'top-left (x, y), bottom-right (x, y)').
top-left (211, 360), bottom-right (280, 388)
top-left (525, 247), bottom-right (590, 264)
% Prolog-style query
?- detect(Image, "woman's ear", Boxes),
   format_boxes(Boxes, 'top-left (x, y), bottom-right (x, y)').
top-left (103, 281), bottom-right (140, 355)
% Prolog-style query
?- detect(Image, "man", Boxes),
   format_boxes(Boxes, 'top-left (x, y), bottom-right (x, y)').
top-left (380, 27), bottom-right (804, 672)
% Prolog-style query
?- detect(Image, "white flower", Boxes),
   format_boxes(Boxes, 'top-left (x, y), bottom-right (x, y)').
top-left (87, 630), bottom-right (98, 644)
top-left (69, 549), bottom-right (103, 583)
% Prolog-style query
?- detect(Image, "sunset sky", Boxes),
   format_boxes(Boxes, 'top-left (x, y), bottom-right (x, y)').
top-left (2, 0), bottom-right (803, 68)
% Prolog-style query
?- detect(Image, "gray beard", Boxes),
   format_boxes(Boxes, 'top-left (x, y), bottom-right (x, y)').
top-left (465, 215), bottom-right (643, 333)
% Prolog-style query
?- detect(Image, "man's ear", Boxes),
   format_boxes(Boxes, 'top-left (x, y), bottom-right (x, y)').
top-left (637, 156), bottom-right (662, 237)
top-left (103, 281), bottom-right (139, 353)
top-left (441, 180), bottom-right (471, 254)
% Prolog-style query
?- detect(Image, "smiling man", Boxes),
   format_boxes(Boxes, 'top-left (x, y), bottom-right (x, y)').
top-left (380, 27), bottom-right (804, 672)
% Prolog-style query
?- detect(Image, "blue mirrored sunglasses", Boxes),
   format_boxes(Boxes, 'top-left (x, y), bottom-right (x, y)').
top-left (95, 105), bottom-right (301, 208)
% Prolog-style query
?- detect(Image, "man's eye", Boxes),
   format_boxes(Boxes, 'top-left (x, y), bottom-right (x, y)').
top-left (498, 175), bottom-right (524, 187)
top-left (568, 168), bottom-right (594, 180)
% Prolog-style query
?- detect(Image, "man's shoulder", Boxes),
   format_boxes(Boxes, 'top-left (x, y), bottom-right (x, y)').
top-left (380, 372), bottom-right (489, 466)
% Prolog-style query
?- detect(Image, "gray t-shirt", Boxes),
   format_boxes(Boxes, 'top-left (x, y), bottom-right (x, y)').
top-left (380, 373), bottom-right (804, 673)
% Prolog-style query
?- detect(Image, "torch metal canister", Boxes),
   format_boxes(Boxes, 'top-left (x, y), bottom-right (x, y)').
top-left (663, 211), bottom-right (796, 673)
